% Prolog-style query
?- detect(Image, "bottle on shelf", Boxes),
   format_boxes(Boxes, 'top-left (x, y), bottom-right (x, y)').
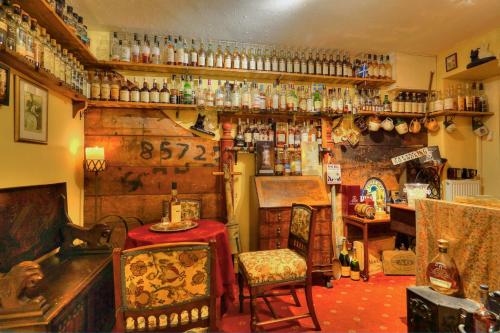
top-left (141, 35), bottom-right (150, 64)
top-left (110, 73), bottom-right (120, 101)
top-left (151, 36), bottom-right (161, 65)
top-left (473, 285), bottom-right (497, 333)
top-left (339, 238), bottom-right (351, 277)
top-left (264, 49), bottom-right (271, 71)
top-left (119, 78), bottom-right (130, 102)
top-left (149, 78), bottom-right (160, 103)
top-left (478, 83), bottom-right (488, 113)
top-left (140, 77), bottom-right (150, 103)
top-left (100, 72), bottom-right (111, 101)
top-left (233, 46), bottom-right (241, 69)
top-left (223, 43), bottom-right (232, 69)
top-left (169, 182), bottom-right (182, 223)
top-left (241, 47), bottom-right (248, 70)
top-left (189, 38), bottom-right (198, 66)
top-left (248, 48), bottom-right (256, 70)
top-left (350, 248), bottom-right (360, 281)
top-left (183, 75), bottom-right (193, 105)
top-left (256, 48), bottom-right (264, 71)
top-left (90, 71), bottom-right (101, 101)
top-left (426, 239), bottom-right (460, 296)
top-left (234, 118), bottom-right (245, 147)
top-left (159, 78), bottom-right (170, 103)
top-left (131, 33), bottom-right (140, 63)
top-left (130, 77), bottom-right (140, 102)
top-left (110, 32), bottom-right (120, 61)
top-left (197, 40), bottom-right (206, 67)
top-left (385, 55), bottom-right (392, 79)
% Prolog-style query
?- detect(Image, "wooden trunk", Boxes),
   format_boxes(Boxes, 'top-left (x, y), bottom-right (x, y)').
top-left (254, 176), bottom-right (333, 282)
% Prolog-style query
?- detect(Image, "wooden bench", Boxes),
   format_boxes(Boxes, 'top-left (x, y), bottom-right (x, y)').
top-left (0, 183), bottom-right (115, 332)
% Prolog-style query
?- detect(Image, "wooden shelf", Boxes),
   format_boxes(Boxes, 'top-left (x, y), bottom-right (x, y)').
top-left (0, 47), bottom-right (87, 117)
top-left (13, 0), bottom-right (97, 66)
top-left (94, 61), bottom-right (395, 87)
top-left (446, 59), bottom-right (500, 81)
top-left (429, 110), bottom-right (494, 117)
top-left (357, 111), bottom-right (425, 118)
top-left (87, 100), bottom-right (199, 110)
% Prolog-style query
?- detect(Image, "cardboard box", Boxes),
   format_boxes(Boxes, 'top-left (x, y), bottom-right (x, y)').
top-left (353, 235), bottom-right (395, 275)
top-left (382, 250), bottom-right (416, 275)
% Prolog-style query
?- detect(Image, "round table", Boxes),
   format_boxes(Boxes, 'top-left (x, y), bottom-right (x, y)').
top-left (125, 219), bottom-right (235, 303)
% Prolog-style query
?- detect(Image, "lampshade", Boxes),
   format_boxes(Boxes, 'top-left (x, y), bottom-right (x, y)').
top-left (84, 146), bottom-right (106, 172)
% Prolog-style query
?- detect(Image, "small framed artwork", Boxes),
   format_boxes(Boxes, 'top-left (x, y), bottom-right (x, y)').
top-left (445, 53), bottom-right (458, 72)
top-left (0, 63), bottom-right (9, 106)
top-left (255, 141), bottom-right (275, 176)
top-left (15, 75), bottom-right (49, 144)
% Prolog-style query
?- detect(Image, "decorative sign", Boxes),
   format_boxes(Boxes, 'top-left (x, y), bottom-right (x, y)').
top-left (418, 146), bottom-right (441, 164)
top-left (363, 177), bottom-right (387, 212)
top-left (391, 147), bottom-right (433, 165)
top-left (326, 164), bottom-right (341, 185)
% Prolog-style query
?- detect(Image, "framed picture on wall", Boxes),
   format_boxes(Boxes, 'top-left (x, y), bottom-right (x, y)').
top-left (15, 75), bottom-right (49, 144)
top-left (0, 63), bottom-right (9, 106)
top-left (445, 53), bottom-right (458, 72)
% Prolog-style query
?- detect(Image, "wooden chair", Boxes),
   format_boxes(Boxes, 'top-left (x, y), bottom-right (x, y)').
top-left (113, 241), bottom-right (217, 332)
top-left (163, 199), bottom-right (202, 221)
top-left (100, 215), bottom-right (144, 248)
top-left (238, 203), bottom-right (321, 331)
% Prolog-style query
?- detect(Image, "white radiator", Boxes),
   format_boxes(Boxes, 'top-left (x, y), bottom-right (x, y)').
top-left (444, 180), bottom-right (481, 201)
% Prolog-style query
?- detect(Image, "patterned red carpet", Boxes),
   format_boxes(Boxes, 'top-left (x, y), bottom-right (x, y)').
top-left (221, 273), bottom-right (416, 333)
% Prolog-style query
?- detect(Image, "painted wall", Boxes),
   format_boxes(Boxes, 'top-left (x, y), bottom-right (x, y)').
top-left (433, 27), bottom-right (500, 196)
top-left (0, 70), bottom-right (85, 225)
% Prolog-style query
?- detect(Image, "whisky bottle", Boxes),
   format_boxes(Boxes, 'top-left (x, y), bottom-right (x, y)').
top-left (315, 50), bottom-right (322, 75)
top-left (160, 79), bottom-right (170, 103)
top-left (110, 74), bottom-right (120, 101)
top-left (322, 52), bottom-right (329, 75)
top-left (233, 46), bottom-right (241, 69)
top-left (206, 41), bottom-right (214, 67)
top-left (328, 54), bottom-right (335, 77)
top-left (241, 48), bottom-right (248, 70)
top-left (244, 119), bottom-right (253, 148)
top-left (130, 77), bottom-right (140, 102)
top-left (198, 40), bottom-right (206, 67)
top-left (223, 43), bottom-right (232, 69)
top-left (339, 238), bottom-right (351, 277)
top-left (379, 55), bottom-right (386, 79)
top-left (151, 36), bottom-right (160, 64)
top-left (175, 36), bottom-right (184, 66)
top-left (457, 84), bottom-right (465, 111)
top-left (249, 48), bottom-right (256, 70)
top-left (286, 50), bottom-right (293, 73)
top-left (140, 78), bottom-right (150, 103)
top-left (350, 248), bottom-right (360, 281)
top-left (256, 49), bottom-right (264, 71)
top-left (131, 33), bottom-right (140, 63)
top-left (478, 83), bottom-right (488, 112)
top-left (279, 50), bottom-right (287, 72)
top-left (206, 79), bottom-right (215, 107)
top-left (300, 52), bottom-right (308, 74)
top-left (235, 118), bottom-right (245, 147)
top-left (264, 49), bottom-right (271, 71)
top-left (473, 285), bottom-right (497, 333)
top-left (169, 182), bottom-right (182, 223)
top-left (270, 49), bottom-right (278, 72)
top-left (100, 73), bottom-right (111, 101)
top-left (119, 79), bottom-right (130, 102)
top-left (385, 55), bottom-right (392, 79)
top-left (150, 78), bottom-right (160, 103)
top-left (90, 71), bottom-right (101, 100)
top-left (335, 52), bottom-right (343, 77)
top-left (182, 38), bottom-right (189, 65)
top-left (166, 35), bottom-right (174, 65)
top-left (215, 43), bottom-right (223, 68)
top-left (307, 51), bottom-right (315, 74)
top-left (426, 239), bottom-right (460, 296)
top-left (141, 35), bottom-right (150, 64)
top-left (189, 38), bottom-right (198, 66)
top-left (293, 51), bottom-right (300, 73)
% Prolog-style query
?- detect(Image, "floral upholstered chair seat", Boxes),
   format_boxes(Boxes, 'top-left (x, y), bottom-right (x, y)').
top-left (238, 248), bottom-right (307, 287)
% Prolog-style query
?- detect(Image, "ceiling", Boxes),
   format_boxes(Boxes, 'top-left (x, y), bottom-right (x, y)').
top-left (73, 0), bottom-right (500, 55)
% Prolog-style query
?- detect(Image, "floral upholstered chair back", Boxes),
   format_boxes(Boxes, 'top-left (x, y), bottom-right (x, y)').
top-left (113, 242), bottom-right (217, 332)
top-left (288, 204), bottom-right (315, 258)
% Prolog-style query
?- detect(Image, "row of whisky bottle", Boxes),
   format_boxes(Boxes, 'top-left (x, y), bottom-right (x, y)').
top-left (429, 83), bottom-right (488, 113)
top-left (0, 0), bottom-right (87, 95)
top-left (89, 72), bottom-right (392, 114)
top-left (109, 33), bottom-right (392, 79)
top-left (234, 119), bottom-right (323, 149)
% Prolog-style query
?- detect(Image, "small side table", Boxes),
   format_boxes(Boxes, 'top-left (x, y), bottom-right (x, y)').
top-left (388, 203), bottom-right (416, 237)
top-left (343, 215), bottom-right (391, 281)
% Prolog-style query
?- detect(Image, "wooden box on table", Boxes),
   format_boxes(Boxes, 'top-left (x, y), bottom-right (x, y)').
top-left (0, 183), bottom-right (114, 332)
top-left (254, 176), bottom-right (333, 284)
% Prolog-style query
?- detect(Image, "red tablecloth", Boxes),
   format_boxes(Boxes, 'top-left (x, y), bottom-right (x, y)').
top-left (125, 220), bottom-right (235, 302)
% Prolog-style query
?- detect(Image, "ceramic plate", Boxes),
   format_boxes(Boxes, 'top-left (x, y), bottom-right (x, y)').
top-left (149, 221), bottom-right (198, 233)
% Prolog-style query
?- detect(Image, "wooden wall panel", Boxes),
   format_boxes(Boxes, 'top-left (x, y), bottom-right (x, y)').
top-left (85, 107), bottom-right (222, 224)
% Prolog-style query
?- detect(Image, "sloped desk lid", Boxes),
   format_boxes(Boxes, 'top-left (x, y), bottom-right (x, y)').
top-left (255, 176), bottom-right (331, 208)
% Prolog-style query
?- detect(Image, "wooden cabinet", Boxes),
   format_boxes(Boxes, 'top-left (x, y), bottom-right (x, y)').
top-left (254, 176), bottom-right (333, 281)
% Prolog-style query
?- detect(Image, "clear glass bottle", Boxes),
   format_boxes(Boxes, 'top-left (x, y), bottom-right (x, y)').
top-left (264, 48), bottom-right (271, 71)
top-left (175, 36), bottom-right (184, 66)
top-left (131, 33), bottom-right (140, 63)
top-left (279, 50), bottom-right (286, 73)
top-left (90, 71), bottom-right (101, 100)
top-left (256, 48), bottom-right (263, 71)
top-left (300, 51), bottom-right (308, 74)
top-left (151, 36), bottom-right (161, 65)
top-left (240, 47), bottom-right (248, 70)
top-left (110, 73), bottom-right (120, 101)
top-left (478, 83), bottom-right (488, 113)
top-left (110, 32), bottom-right (120, 61)
top-left (249, 48), bottom-right (256, 70)
top-left (41, 29), bottom-right (53, 73)
top-left (293, 51), bottom-right (300, 73)
top-left (206, 41), bottom-right (214, 68)
top-left (198, 40), bottom-right (206, 67)
top-left (63, 49), bottom-right (72, 85)
top-left (307, 50), bottom-right (315, 74)
top-left (54, 42), bottom-right (63, 80)
top-left (5, 0), bottom-right (16, 52)
top-left (130, 77), bottom-right (140, 102)
top-left (426, 239), bottom-right (460, 296)
top-left (241, 80), bottom-right (250, 110)
top-left (233, 46), bottom-right (241, 69)
top-left (18, 10), bottom-right (30, 58)
top-left (30, 18), bottom-right (41, 69)
top-left (0, 1), bottom-right (8, 47)
top-left (205, 79), bottom-right (215, 107)
top-left (141, 35), bottom-right (150, 64)
top-left (215, 43), bottom-right (223, 68)
top-left (169, 75), bottom-right (178, 104)
top-left (271, 48), bottom-right (279, 72)
top-left (100, 72), bottom-right (110, 101)
top-left (286, 50), bottom-right (293, 73)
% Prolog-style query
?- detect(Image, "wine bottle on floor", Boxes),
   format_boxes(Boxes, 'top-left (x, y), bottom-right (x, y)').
top-left (339, 238), bottom-right (351, 277)
top-left (350, 248), bottom-right (360, 281)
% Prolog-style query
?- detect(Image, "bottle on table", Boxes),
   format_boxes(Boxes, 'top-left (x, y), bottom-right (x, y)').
top-left (169, 182), bottom-right (182, 224)
top-left (426, 239), bottom-right (460, 296)
top-left (350, 248), bottom-right (360, 281)
top-left (339, 238), bottom-right (351, 277)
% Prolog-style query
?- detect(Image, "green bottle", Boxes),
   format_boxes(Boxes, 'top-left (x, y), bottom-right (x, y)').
top-left (339, 238), bottom-right (351, 277)
top-left (350, 248), bottom-right (360, 281)
top-left (183, 75), bottom-right (192, 104)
